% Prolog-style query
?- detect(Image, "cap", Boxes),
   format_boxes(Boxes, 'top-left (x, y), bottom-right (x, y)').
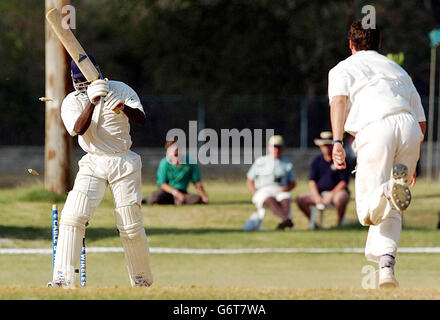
top-left (268, 135), bottom-right (285, 147)
top-left (71, 54), bottom-right (98, 79)
top-left (313, 131), bottom-right (333, 146)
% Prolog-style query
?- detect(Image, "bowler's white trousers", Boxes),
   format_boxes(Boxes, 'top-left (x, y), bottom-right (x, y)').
top-left (352, 113), bottom-right (423, 262)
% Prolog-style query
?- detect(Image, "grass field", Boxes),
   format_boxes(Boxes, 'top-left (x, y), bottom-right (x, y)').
top-left (0, 179), bottom-right (439, 300)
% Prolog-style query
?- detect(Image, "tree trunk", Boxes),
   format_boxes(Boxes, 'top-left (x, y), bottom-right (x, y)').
top-left (45, 0), bottom-right (73, 194)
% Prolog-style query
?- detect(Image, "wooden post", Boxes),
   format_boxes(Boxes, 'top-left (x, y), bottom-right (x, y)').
top-left (45, 0), bottom-right (73, 194)
top-left (427, 47), bottom-right (436, 181)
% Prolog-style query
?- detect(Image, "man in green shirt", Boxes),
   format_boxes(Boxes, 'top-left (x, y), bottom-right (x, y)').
top-left (144, 139), bottom-right (209, 205)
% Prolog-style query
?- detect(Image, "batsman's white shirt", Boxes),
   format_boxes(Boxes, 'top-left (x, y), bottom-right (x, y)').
top-left (328, 50), bottom-right (426, 135)
top-left (61, 80), bottom-right (145, 209)
top-left (61, 80), bottom-right (145, 155)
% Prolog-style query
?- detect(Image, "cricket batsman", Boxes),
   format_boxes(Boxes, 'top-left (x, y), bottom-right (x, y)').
top-left (329, 20), bottom-right (426, 288)
top-left (51, 56), bottom-right (153, 287)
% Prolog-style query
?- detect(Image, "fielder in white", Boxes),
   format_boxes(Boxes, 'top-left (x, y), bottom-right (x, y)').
top-left (51, 56), bottom-right (153, 287)
top-left (329, 21), bottom-right (426, 288)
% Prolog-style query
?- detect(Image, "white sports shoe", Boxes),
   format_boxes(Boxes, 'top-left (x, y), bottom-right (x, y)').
top-left (47, 274), bottom-right (75, 289)
top-left (388, 163), bottom-right (411, 213)
top-left (378, 266), bottom-right (399, 289)
top-left (243, 212), bottom-right (263, 231)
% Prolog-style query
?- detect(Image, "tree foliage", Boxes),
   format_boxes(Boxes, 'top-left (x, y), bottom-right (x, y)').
top-left (0, 0), bottom-right (437, 145)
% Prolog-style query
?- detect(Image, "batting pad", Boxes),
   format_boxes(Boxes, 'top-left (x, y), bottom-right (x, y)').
top-left (115, 204), bottom-right (153, 287)
top-left (53, 190), bottom-right (90, 286)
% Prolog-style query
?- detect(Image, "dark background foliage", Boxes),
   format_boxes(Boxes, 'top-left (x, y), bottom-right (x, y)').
top-left (0, 0), bottom-right (437, 147)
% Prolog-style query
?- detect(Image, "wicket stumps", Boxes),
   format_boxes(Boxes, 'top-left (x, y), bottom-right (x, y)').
top-left (51, 204), bottom-right (58, 268)
top-left (50, 204), bottom-right (87, 287)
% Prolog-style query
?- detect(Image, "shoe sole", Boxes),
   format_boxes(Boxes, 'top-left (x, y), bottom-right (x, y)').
top-left (379, 280), bottom-right (399, 289)
top-left (390, 164), bottom-right (411, 212)
top-left (379, 277), bottom-right (399, 289)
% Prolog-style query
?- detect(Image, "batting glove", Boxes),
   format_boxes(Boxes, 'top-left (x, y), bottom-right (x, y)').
top-left (104, 91), bottom-right (125, 113)
top-left (87, 78), bottom-right (109, 104)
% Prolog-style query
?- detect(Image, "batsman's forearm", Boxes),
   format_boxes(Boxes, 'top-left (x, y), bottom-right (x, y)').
top-left (330, 96), bottom-right (347, 140)
top-left (74, 102), bottom-right (95, 135)
top-left (122, 106), bottom-right (147, 126)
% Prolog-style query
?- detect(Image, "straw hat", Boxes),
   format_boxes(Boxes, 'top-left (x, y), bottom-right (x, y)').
top-left (268, 135), bottom-right (285, 147)
top-left (313, 131), bottom-right (333, 146)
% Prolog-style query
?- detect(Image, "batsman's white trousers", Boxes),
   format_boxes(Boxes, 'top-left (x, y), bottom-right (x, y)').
top-left (73, 150), bottom-right (143, 210)
top-left (352, 112), bottom-right (423, 262)
top-left (54, 150), bottom-right (153, 286)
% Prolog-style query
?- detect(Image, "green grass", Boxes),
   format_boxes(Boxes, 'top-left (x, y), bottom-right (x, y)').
top-left (0, 179), bottom-right (439, 299)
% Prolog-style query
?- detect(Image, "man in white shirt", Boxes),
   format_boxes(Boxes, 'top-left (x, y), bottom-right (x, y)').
top-left (50, 56), bottom-right (153, 288)
top-left (329, 20), bottom-right (426, 288)
top-left (244, 135), bottom-right (296, 231)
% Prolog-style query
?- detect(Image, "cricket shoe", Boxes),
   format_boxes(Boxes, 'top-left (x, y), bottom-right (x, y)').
top-left (47, 275), bottom-right (75, 289)
top-left (388, 163), bottom-right (411, 213)
top-left (378, 266), bottom-right (399, 289)
top-left (243, 212), bottom-right (263, 231)
top-left (276, 219), bottom-right (294, 231)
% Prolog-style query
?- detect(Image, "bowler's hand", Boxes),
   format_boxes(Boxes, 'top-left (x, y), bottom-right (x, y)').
top-left (332, 143), bottom-right (346, 169)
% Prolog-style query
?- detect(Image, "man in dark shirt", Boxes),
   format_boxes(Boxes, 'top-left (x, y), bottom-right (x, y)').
top-left (296, 131), bottom-right (350, 226)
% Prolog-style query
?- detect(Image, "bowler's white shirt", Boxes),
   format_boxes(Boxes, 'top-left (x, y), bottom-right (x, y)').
top-left (328, 50), bottom-right (426, 135)
top-left (61, 80), bottom-right (144, 155)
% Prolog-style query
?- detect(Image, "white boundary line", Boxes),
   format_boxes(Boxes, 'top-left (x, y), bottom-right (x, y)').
top-left (0, 247), bottom-right (440, 255)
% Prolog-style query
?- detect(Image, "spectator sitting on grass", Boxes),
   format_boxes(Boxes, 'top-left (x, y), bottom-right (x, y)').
top-left (296, 131), bottom-right (350, 227)
top-left (244, 135), bottom-right (296, 231)
top-left (143, 138), bottom-right (209, 205)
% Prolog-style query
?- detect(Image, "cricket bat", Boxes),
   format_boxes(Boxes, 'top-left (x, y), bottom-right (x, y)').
top-left (46, 8), bottom-right (100, 82)
top-left (46, 8), bottom-right (121, 114)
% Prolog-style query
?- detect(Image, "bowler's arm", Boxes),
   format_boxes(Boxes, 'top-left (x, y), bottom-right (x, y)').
top-left (419, 122), bottom-right (426, 141)
top-left (330, 95), bottom-right (348, 169)
top-left (410, 121), bottom-right (426, 186)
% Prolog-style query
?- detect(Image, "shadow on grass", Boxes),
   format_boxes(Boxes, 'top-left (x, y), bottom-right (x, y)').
top-left (143, 200), bottom-right (252, 206)
top-left (0, 225), bottom-right (245, 242)
top-left (324, 222), bottom-right (432, 232)
top-left (0, 223), bottom-right (432, 242)
top-left (326, 222), bottom-right (366, 231)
